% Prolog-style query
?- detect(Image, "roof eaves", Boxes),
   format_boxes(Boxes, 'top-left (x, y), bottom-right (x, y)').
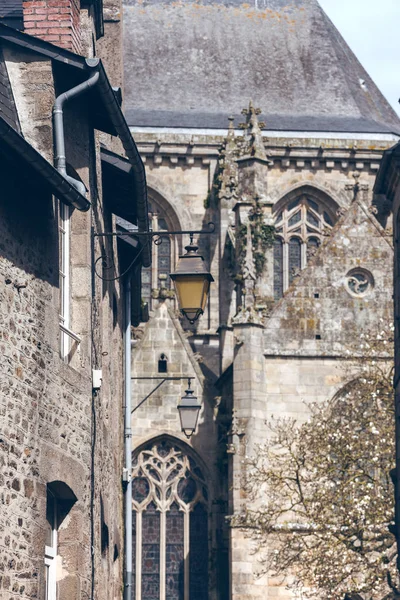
top-left (0, 115), bottom-right (90, 210)
top-left (0, 24), bottom-right (150, 262)
top-left (0, 22), bottom-right (86, 70)
top-left (101, 146), bottom-right (137, 224)
top-left (94, 62), bottom-right (151, 267)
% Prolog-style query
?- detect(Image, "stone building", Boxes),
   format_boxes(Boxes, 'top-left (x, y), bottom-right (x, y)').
top-left (0, 1), bottom-right (149, 598)
top-left (123, 1), bottom-right (400, 599)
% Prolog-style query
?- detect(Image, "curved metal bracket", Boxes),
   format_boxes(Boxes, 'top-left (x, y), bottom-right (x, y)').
top-left (93, 221), bottom-right (216, 241)
top-left (92, 223), bottom-right (216, 281)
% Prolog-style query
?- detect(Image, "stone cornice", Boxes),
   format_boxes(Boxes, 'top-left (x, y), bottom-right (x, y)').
top-left (134, 133), bottom-right (391, 173)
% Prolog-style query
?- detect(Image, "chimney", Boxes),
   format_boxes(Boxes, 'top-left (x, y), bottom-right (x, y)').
top-left (22, 0), bottom-right (82, 54)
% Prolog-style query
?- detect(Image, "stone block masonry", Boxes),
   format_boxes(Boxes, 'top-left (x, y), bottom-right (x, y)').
top-left (22, 0), bottom-right (82, 54)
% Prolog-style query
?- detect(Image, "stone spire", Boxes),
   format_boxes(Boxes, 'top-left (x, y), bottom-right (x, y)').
top-left (219, 116), bottom-right (239, 208)
top-left (236, 101), bottom-right (272, 206)
top-left (242, 222), bottom-right (256, 285)
top-left (240, 100), bottom-right (271, 162)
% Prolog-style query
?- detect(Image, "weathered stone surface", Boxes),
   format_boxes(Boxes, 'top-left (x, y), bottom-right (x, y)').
top-left (0, 31), bottom-right (125, 600)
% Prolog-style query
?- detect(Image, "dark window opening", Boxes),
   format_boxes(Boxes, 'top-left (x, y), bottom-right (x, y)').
top-left (113, 544), bottom-right (119, 562)
top-left (158, 354), bottom-right (168, 373)
top-left (100, 496), bottom-right (109, 556)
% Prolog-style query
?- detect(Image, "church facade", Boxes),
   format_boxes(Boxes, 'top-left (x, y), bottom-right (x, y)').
top-left (124, 1), bottom-right (400, 599)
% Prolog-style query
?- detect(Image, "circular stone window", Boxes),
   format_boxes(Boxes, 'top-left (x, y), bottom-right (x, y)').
top-left (345, 268), bottom-right (374, 297)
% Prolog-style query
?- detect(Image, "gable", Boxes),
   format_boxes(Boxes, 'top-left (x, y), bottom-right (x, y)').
top-left (264, 200), bottom-right (393, 356)
top-left (132, 301), bottom-right (204, 388)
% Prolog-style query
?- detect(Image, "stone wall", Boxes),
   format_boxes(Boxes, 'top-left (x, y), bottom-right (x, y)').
top-left (131, 300), bottom-right (229, 600)
top-left (130, 128), bottom-right (395, 600)
top-left (0, 45), bottom-right (124, 600)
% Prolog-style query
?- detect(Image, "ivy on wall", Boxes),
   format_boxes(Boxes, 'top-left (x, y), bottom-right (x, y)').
top-left (236, 202), bottom-right (275, 277)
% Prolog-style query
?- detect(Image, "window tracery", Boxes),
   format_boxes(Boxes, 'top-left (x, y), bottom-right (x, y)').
top-left (273, 194), bottom-right (337, 299)
top-left (132, 439), bottom-right (209, 600)
top-left (345, 268), bottom-right (374, 297)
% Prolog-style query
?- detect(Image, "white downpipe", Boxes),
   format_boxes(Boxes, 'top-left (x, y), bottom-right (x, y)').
top-left (124, 276), bottom-right (133, 600)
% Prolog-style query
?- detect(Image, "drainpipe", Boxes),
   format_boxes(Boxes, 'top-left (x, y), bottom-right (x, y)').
top-left (124, 275), bottom-right (133, 600)
top-left (53, 71), bottom-right (100, 195)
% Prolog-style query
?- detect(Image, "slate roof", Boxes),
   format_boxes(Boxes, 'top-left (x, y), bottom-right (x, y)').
top-left (0, 0), bottom-right (22, 29)
top-left (123, 0), bottom-right (400, 134)
top-left (0, 45), bottom-right (19, 132)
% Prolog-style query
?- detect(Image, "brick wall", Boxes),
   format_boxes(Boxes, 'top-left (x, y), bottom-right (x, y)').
top-left (22, 0), bottom-right (81, 54)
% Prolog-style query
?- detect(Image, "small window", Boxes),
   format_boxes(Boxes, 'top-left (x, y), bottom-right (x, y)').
top-left (158, 354), bottom-right (168, 373)
top-left (141, 200), bottom-right (176, 314)
top-left (45, 490), bottom-right (57, 600)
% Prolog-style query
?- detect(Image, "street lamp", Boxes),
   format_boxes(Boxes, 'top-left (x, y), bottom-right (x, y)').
top-left (131, 376), bottom-right (201, 439)
top-left (170, 236), bottom-right (214, 324)
top-left (94, 224), bottom-right (215, 325)
top-left (177, 381), bottom-right (201, 439)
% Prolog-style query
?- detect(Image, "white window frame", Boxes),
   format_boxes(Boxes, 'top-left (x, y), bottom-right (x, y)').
top-left (45, 493), bottom-right (57, 600)
top-left (59, 202), bottom-right (81, 361)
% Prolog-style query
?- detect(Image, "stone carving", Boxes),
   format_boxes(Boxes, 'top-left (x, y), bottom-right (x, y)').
top-left (242, 222), bottom-right (257, 284)
top-left (239, 100), bottom-right (271, 163)
top-left (345, 171), bottom-right (369, 203)
top-left (132, 440), bottom-right (207, 511)
top-left (345, 268), bottom-right (374, 297)
top-left (218, 116), bottom-right (239, 208)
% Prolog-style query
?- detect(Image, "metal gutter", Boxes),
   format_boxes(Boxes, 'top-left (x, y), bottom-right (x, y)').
top-left (0, 22), bottom-right (87, 70)
top-left (0, 115), bottom-right (90, 211)
top-left (53, 70), bottom-right (100, 195)
top-left (123, 275), bottom-right (133, 600)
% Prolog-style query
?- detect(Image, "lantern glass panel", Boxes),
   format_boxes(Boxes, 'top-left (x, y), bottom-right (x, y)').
top-left (178, 405), bottom-right (201, 438)
top-left (173, 276), bottom-right (207, 316)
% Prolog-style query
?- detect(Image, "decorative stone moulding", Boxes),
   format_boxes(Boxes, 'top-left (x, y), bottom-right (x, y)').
top-left (345, 268), bottom-right (374, 297)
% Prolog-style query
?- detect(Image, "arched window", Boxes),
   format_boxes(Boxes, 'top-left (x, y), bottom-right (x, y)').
top-left (273, 194), bottom-right (337, 299)
top-left (132, 439), bottom-right (209, 600)
top-left (45, 481), bottom-right (77, 600)
top-left (142, 200), bottom-right (177, 313)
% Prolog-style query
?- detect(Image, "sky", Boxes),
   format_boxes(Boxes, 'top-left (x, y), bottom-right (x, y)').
top-left (318, 0), bottom-right (400, 116)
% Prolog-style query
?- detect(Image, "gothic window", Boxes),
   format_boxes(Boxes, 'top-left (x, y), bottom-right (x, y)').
top-left (273, 194), bottom-right (336, 300)
top-left (142, 202), bottom-right (175, 312)
top-left (132, 439), bottom-right (209, 600)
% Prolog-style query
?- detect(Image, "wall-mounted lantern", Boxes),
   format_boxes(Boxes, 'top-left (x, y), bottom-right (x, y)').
top-left (177, 381), bottom-right (201, 438)
top-left (170, 238), bottom-right (214, 324)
